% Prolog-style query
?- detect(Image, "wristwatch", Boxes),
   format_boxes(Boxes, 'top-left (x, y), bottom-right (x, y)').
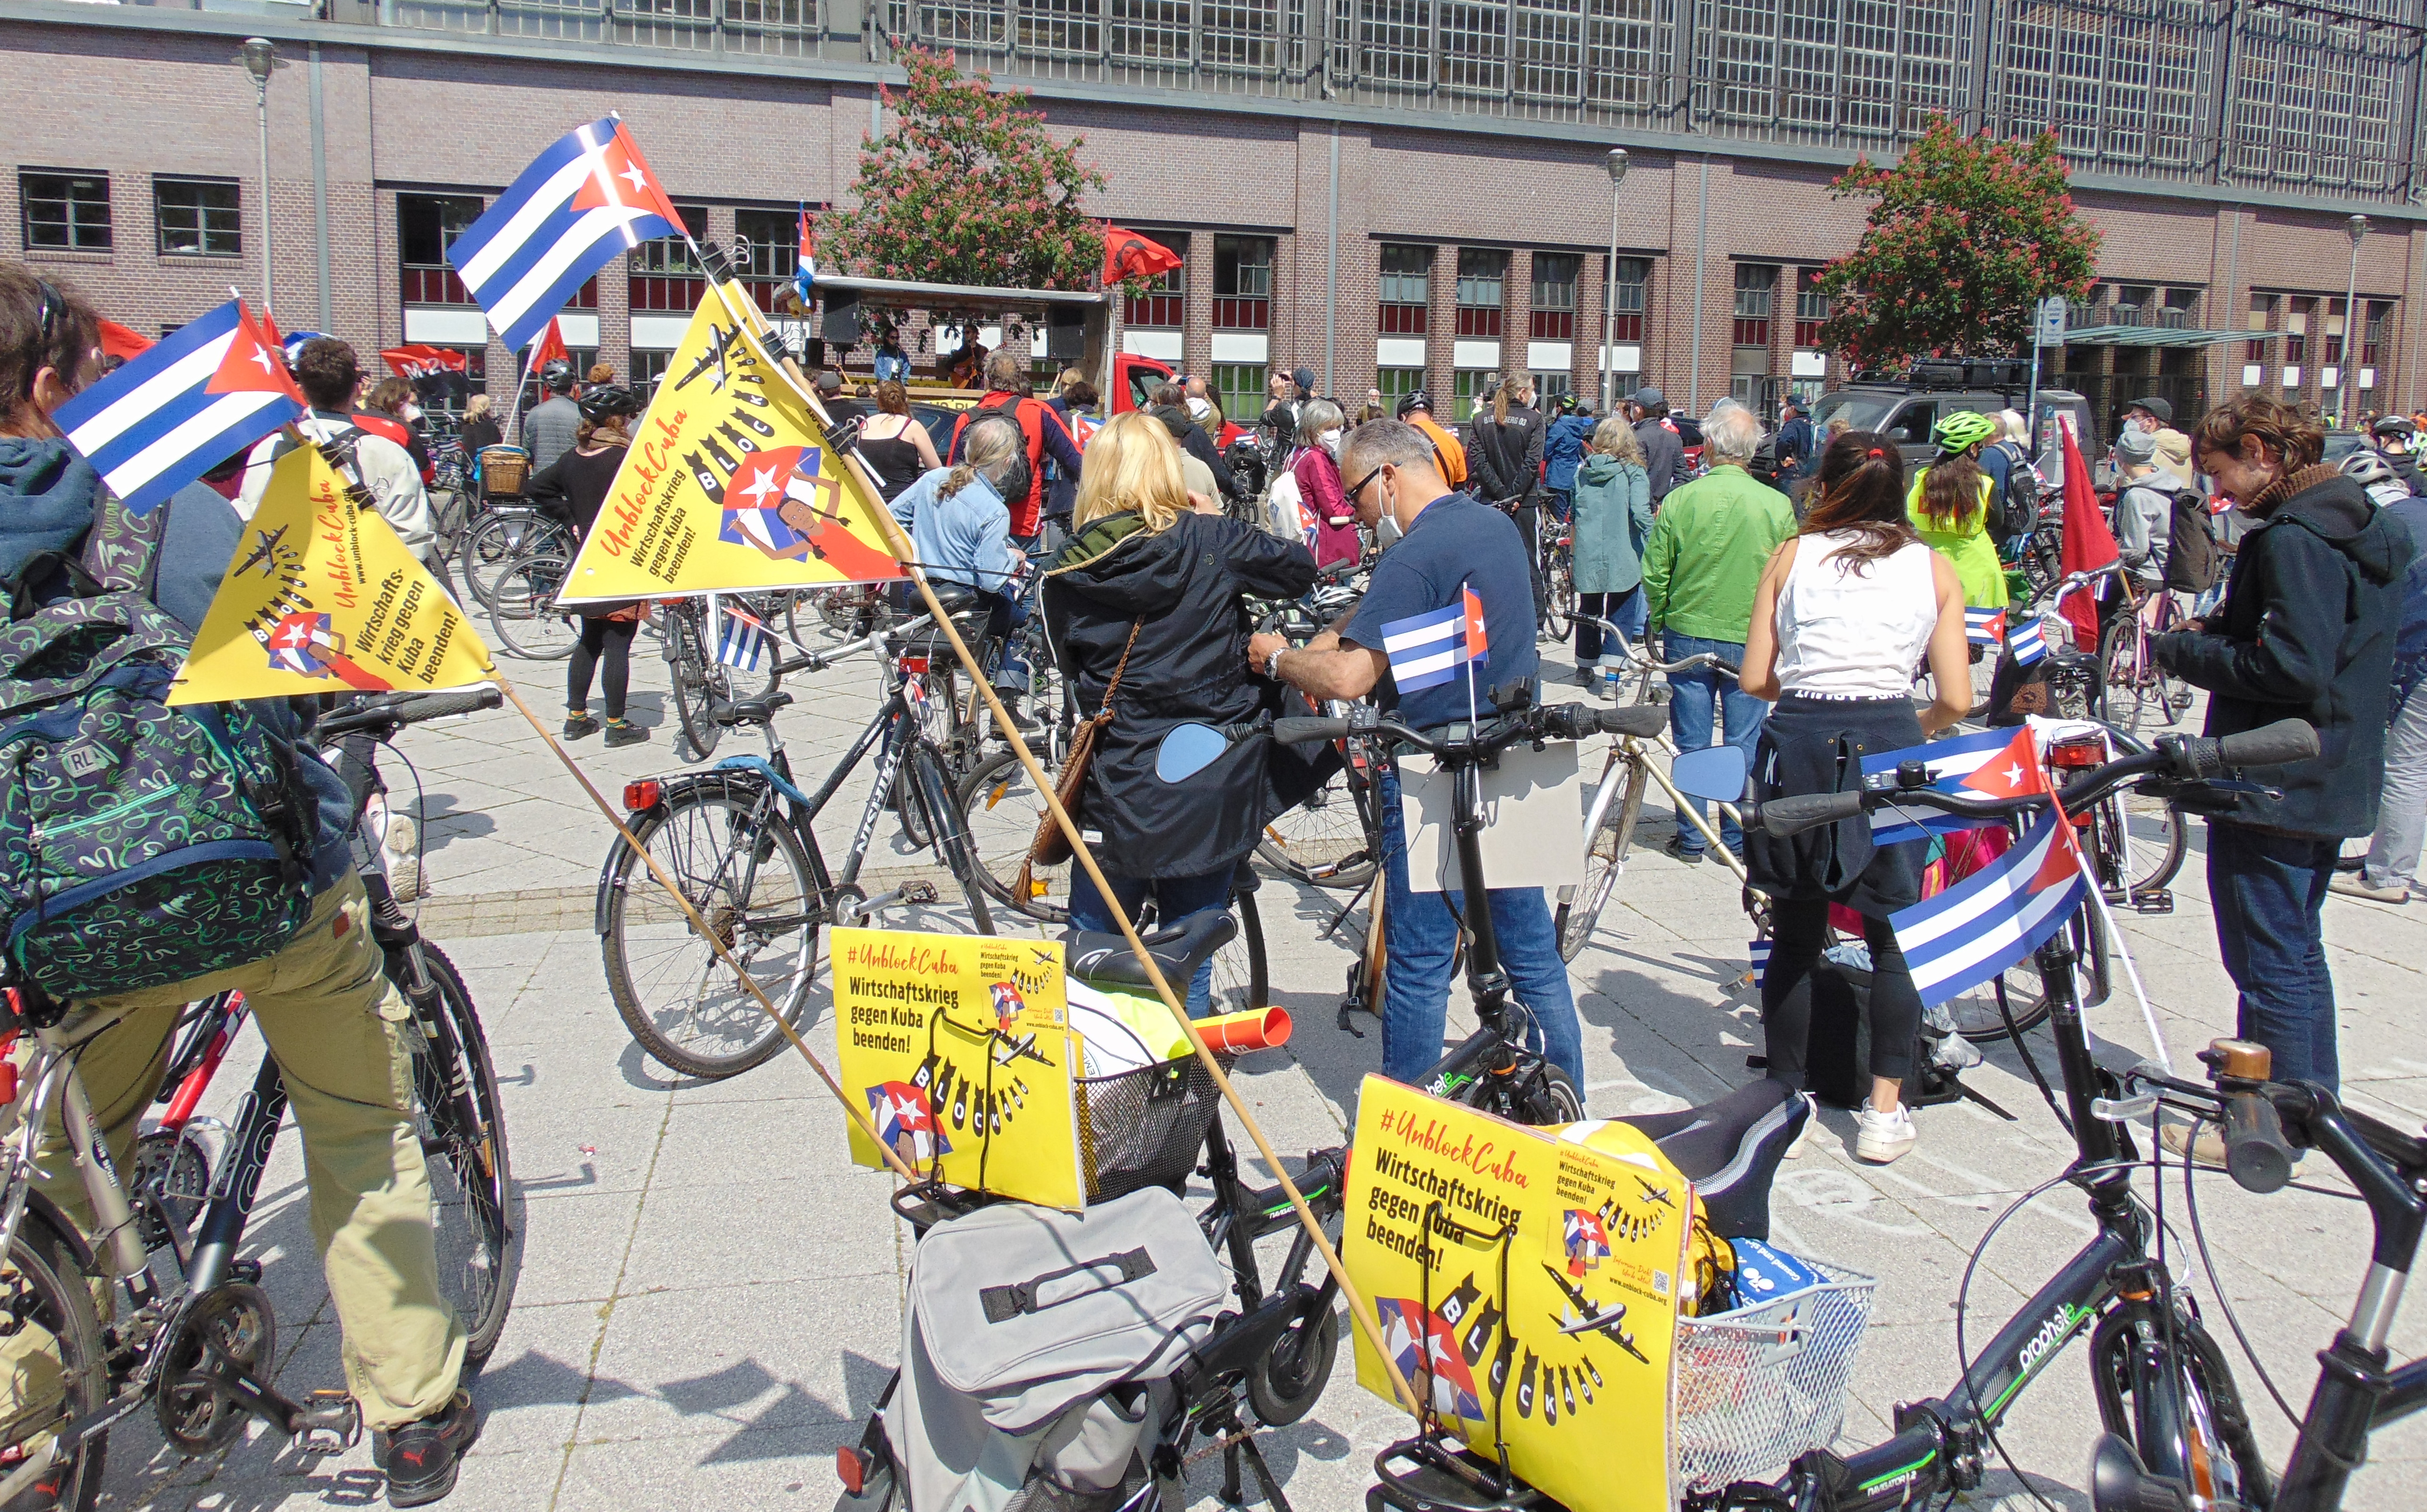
top-left (1264, 645), bottom-right (1287, 681)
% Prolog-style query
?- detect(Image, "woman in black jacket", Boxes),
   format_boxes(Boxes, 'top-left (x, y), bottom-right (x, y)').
top-left (1469, 374), bottom-right (1548, 620)
top-left (1041, 411), bottom-right (1317, 1014)
top-left (525, 386), bottom-right (648, 747)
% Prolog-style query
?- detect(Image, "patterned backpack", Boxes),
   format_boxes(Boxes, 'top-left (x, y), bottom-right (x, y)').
top-left (0, 488), bottom-right (321, 1001)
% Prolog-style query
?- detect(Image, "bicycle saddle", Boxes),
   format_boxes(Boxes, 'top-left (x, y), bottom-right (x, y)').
top-left (710, 691), bottom-right (795, 727)
top-left (1611, 1078), bottom-right (1809, 1242)
top-left (1064, 910), bottom-right (1239, 990)
top-left (1601, 703), bottom-right (1668, 738)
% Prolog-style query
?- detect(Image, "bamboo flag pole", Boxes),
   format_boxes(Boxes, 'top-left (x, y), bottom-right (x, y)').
top-left (698, 274), bottom-right (1429, 1425)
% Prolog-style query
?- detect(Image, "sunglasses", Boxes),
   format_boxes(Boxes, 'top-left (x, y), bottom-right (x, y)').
top-left (1346, 463), bottom-right (1387, 503)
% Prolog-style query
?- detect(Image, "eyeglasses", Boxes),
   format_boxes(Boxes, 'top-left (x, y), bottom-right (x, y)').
top-left (1346, 464), bottom-right (1386, 503)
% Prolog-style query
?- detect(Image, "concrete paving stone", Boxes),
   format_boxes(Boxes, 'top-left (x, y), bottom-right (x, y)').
top-left (508, 1188), bottom-right (651, 1308)
top-left (553, 1423), bottom-right (858, 1510)
top-left (619, 1177), bottom-right (898, 1293)
top-left (574, 1280), bottom-right (901, 1445)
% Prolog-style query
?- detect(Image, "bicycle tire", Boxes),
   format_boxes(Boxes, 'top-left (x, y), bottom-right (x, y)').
top-left (909, 742), bottom-right (995, 936)
top-left (397, 940), bottom-right (523, 1367)
top-left (1255, 755), bottom-right (1382, 891)
top-left (1540, 550), bottom-right (1574, 641)
top-left (1209, 887), bottom-right (1269, 1016)
top-left (0, 1211), bottom-right (108, 1512)
top-left (1508, 1063), bottom-right (1586, 1126)
top-left (484, 548), bottom-right (581, 661)
top-left (460, 513), bottom-right (571, 611)
top-left (2112, 787), bottom-right (2188, 897)
top-left (2090, 1304), bottom-right (2272, 1511)
top-left (601, 777), bottom-right (822, 1078)
top-left (956, 748), bottom-right (1070, 924)
top-left (1555, 760), bottom-right (1649, 962)
top-left (1246, 1303), bottom-right (1339, 1429)
top-left (666, 610), bottom-right (731, 762)
top-left (2099, 614), bottom-right (2150, 737)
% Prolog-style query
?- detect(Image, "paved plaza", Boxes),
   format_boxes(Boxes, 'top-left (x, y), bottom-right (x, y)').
top-left (94, 622), bottom-right (2427, 1512)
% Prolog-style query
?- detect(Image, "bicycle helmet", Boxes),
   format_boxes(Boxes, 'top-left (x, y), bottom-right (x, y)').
top-left (2341, 449), bottom-right (2398, 487)
top-left (539, 359), bottom-right (576, 392)
top-left (1931, 410), bottom-right (2002, 455)
top-left (2372, 414), bottom-right (2418, 440)
top-left (1394, 390), bottom-right (1432, 419)
top-left (577, 385), bottom-right (642, 424)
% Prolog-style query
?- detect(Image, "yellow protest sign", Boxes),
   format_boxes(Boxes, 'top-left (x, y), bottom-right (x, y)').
top-left (168, 446), bottom-right (492, 705)
top-left (1345, 1076), bottom-right (1690, 1512)
top-left (832, 928), bottom-right (1085, 1210)
top-left (557, 292), bottom-right (906, 602)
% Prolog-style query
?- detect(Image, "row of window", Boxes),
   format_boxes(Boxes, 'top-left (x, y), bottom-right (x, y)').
top-left (20, 170), bottom-right (242, 258)
top-left (2245, 291), bottom-right (2392, 371)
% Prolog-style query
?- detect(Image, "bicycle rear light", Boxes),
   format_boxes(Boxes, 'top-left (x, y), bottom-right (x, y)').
top-left (2047, 739), bottom-right (2105, 770)
top-left (835, 1446), bottom-right (868, 1495)
top-left (0, 1033), bottom-right (17, 1106)
top-left (623, 780), bottom-right (663, 813)
top-left (898, 656), bottom-right (929, 677)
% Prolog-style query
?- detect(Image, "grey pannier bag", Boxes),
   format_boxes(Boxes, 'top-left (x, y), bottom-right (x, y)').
top-left (885, 1186), bottom-right (1229, 1512)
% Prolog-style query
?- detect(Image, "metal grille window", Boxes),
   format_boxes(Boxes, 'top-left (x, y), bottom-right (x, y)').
top-left (734, 208), bottom-right (799, 311)
top-left (1608, 256), bottom-right (1647, 343)
top-left (2248, 293), bottom-right (2278, 364)
top-left (1125, 232), bottom-right (1186, 327)
top-left (1530, 252), bottom-right (1579, 340)
top-left (21, 171), bottom-right (111, 253)
top-left (1732, 263), bottom-right (1777, 348)
top-left (1702, 0), bottom-right (1969, 143)
top-left (399, 192), bottom-right (485, 305)
top-left (155, 178), bottom-right (240, 258)
top-left (2366, 300), bottom-right (2392, 366)
top-left (1213, 235), bottom-right (1272, 330)
top-left (1989, 0), bottom-right (2207, 175)
top-left (1456, 249), bottom-right (1505, 339)
top-left (1213, 363), bottom-right (1263, 424)
top-left (1793, 266), bottom-right (1828, 347)
top-left (1379, 244), bottom-right (1430, 335)
top-left (631, 205), bottom-right (710, 311)
top-left (1585, 0), bottom-right (1665, 114)
top-left (2229, 8), bottom-right (2411, 196)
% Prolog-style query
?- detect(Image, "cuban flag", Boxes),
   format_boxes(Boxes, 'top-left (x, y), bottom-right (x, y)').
top-left (709, 595), bottom-right (769, 672)
top-left (867, 1080), bottom-right (951, 1163)
top-left (1380, 586), bottom-right (1488, 695)
top-left (1749, 938), bottom-right (1771, 988)
top-left (1892, 807), bottom-right (2089, 1007)
top-left (1862, 726), bottom-right (2047, 847)
top-left (1378, 1297), bottom-right (1486, 1423)
top-left (2009, 618), bottom-right (2049, 666)
top-left (266, 612), bottom-right (391, 691)
top-left (1965, 606), bottom-right (2007, 646)
top-left (1563, 1209), bottom-right (1612, 1277)
top-left (447, 116), bottom-right (685, 353)
top-left (794, 203), bottom-right (817, 308)
top-left (721, 444), bottom-right (838, 556)
top-left (56, 300), bottom-right (305, 517)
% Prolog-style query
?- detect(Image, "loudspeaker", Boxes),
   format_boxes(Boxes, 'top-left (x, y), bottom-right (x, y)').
top-left (1044, 306), bottom-right (1086, 360)
top-left (821, 292), bottom-right (862, 346)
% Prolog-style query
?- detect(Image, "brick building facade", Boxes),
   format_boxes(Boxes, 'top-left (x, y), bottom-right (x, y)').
top-left (8, 2), bottom-right (2427, 436)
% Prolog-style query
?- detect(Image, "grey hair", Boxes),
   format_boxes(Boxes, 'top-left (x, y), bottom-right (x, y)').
top-left (1339, 418), bottom-right (1441, 482)
top-left (1997, 408), bottom-right (2028, 444)
top-left (1296, 398), bottom-right (1345, 445)
top-left (1702, 402), bottom-right (1763, 465)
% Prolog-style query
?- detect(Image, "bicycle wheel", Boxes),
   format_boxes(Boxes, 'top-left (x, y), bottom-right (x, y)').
top-left (1555, 760), bottom-right (1648, 962)
top-left (485, 548), bottom-right (581, 661)
top-left (2090, 1305), bottom-right (2272, 1512)
top-left (665, 610), bottom-right (735, 762)
top-left (2099, 615), bottom-right (2152, 736)
top-left (1540, 548), bottom-right (1574, 641)
top-left (1205, 887), bottom-right (1269, 1016)
top-left (1477, 1061), bottom-right (1584, 1127)
top-left (397, 941), bottom-right (522, 1367)
top-left (0, 1211), bottom-right (108, 1512)
top-left (2111, 786), bottom-right (2187, 896)
top-left (906, 743), bottom-right (995, 935)
top-left (957, 748), bottom-right (1069, 924)
top-left (1255, 754), bottom-right (1382, 890)
top-left (461, 514), bottom-right (568, 611)
top-left (601, 777), bottom-right (822, 1078)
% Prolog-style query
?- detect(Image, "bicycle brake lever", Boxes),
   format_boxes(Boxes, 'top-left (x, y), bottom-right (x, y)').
top-left (2091, 1091), bottom-right (2159, 1123)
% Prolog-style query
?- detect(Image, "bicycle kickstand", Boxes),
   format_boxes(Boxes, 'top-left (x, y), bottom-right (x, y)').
top-left (1219, 1429), bottom-right (1293, 1512)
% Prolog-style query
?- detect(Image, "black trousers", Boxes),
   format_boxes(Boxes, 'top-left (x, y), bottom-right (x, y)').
top-left (569, 617), bottom-right (638, 720)
top-left (1761, 897), bottom-right (1923, 1087)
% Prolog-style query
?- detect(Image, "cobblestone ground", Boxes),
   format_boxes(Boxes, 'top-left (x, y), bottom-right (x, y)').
top-left (99, 613), bottom-right (2427, 1512)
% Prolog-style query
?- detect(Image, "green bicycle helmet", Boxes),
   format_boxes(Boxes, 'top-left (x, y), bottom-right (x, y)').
top-left (1931, 410), bottom-right (2002, 455)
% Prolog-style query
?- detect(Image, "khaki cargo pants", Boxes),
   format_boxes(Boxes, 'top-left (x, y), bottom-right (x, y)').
top-left (3, 875), bottom-right (466, 1432)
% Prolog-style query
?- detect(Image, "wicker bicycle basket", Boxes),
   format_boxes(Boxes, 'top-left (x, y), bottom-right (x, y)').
top-left (1073, 1050), bottom-right (1234, 1205)
top-left (479, 446), bottom-right (530, 498)
top-left (1673, 1261), bottom-right (1878, 1491)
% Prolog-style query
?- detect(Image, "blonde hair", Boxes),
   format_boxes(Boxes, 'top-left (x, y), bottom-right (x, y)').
top-left (947, 413), bottom-right (1022, 498)
top-left (1590, 415), bottom-right (1645, 466)
top-left (463, 394), bottom-right (492, 422)
top-left (1072, 411), bottom-right (1187, 533)
top-left (1491, 373), bottom-right (1534, 426)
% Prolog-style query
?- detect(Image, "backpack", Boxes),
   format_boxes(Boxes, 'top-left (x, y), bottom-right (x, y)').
top-left (2163, 487), bottom-right (2222, 594)
top-left (1265, 453), bottom-right (1312, 544)
top-left (0, 490), bottom-right (322, 1001)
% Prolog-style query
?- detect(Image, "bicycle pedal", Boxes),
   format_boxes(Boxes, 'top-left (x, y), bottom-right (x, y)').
top-left (899, 881), bottom-right (939, 906)
top-left (2129, 889), bottom-right (2174, 915)
top-left (294, 1390), bottom-right (361, 1453)
top-left (229, 1259), bottom-right (263, 1286)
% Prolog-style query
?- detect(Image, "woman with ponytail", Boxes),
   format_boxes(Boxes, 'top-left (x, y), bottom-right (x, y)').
top-left (1468, 373), bottom-right (1547, 619)
top-left (1738, 430), bottom-right (1972, 1166)
top-left (1907, 409), bottom-right (2009, 608)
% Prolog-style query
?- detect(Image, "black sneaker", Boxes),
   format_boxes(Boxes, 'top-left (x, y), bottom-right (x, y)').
top-left (1663, 836), bottom-right (1705, 865)
top-left (376, 1391), bottom-right (480, 1507)
top-left (603, 719), bottom-right (648, 749)
top-left (562, 712), bottom-right (600, 740)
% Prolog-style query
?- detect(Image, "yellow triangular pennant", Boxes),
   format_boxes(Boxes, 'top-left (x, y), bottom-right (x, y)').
top-left (168, 446), bottom-right (494, 705)
top-left (557, 291), bottom-right (906, 603)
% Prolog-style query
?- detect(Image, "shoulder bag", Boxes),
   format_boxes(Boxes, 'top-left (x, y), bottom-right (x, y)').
top-left (1019, 621), bottom-right (1143, 891)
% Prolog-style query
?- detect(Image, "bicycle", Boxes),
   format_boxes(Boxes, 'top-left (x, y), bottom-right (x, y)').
top-left (659, 593), bottom-right (787, 760)
top-left (0, 688), bottom-right (519, 1511)
top-left (1247, 558), bottom-right (1382, 891)
top-left (597, 617), bottom-right (1000, 1080)
top-left (457, 501), bottom-right (574, 615)
top-left (481, 537), bottom-right (580, 663)
top-left (1536, 510), bottom-right (1576, 642)
top-left (2099, 573), bottom-right (2197, 736)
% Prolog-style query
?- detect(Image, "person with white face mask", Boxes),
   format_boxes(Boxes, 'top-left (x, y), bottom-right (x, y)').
top-left (1292, 398), bottom-right (1361, 568)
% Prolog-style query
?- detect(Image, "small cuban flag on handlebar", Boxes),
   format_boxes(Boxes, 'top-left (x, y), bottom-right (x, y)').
top-left (1965, 606), bottom-right (2007, 645)
top-left (1380, 591), bottom-right (1485, 694)
top-left (1893, 807), bottom-right (2088, 1008)
top-left (1860, 726), bottom-right (2045, 847)
top-left (2009, 618), bottom-right (2048, 666)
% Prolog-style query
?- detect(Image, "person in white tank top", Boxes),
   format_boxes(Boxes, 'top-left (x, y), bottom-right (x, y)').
top-left (1735, 432), bottom-right (1971, 1166)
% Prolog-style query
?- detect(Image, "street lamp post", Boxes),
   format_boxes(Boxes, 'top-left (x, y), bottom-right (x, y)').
top-left (1600, 148), bottom-right (1629, 414)
top-left (239, 39), bottom-right (282, 315)
top-left (2341, 213), bottom-right (2369, 428)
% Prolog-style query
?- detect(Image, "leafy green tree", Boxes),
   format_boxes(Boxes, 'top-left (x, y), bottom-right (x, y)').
top-left (1814, 117), bottom-right (2102, 369)
top-left (827, 48), bottom-right (1128, 293)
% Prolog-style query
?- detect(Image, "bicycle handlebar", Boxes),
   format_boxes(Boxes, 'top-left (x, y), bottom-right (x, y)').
top-left (316, 685), bottom-right (503, 739)
top-left (1744, 719), bottom-right (2320, 838)
top-left (1266, 699), bottom-right (1653, 757)
top-left (1576, 619), bottom-right (1741, 678)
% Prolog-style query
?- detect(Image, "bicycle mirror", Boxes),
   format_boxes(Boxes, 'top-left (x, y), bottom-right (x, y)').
top-left (1671, 746), bottom-right (1749, 804)
top-left (1155, 723), bottom-right (1231, 783)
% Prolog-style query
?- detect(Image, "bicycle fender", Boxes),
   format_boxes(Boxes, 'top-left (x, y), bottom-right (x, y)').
top-left (18, 1187), bottom-right (100, 1282)
top-left (592, 771), bottom-right (750, 937)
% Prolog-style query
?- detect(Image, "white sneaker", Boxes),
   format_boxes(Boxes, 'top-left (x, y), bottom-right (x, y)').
top-left (1853, 1104), bottom-right (1917, 1164)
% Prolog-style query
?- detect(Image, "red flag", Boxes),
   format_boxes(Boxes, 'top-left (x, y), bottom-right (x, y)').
top-left (258, 308), bottom-right (282, 354)
top-left (380, 345), bottom-right (469, 379)
top-left (1958, 728), bottom-right (2049, 803)
top-left (2057, 423), bottom-right (2118, 653)
top-left (1462, 585), bottom-right (1489, 661)
top-left (98, 320), bottom-right (154, 364)
top-left (529, 318), bottom-right (571, 373)
top-left (1101, 224), bottom-right (1182, 287)
top-left (569, 120), bottom-right (687, 231)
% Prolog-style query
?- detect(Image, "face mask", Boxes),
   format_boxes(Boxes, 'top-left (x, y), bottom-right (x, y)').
top-left (1319, 428), bottom-right (1343, 457)
top-left (1187, 397), bottom-right (1213, 421)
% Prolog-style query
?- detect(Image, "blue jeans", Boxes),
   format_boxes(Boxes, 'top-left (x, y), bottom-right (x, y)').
top-left (1664, 631), bottom-right (1766, 854)
top-left (986, 589), bottom-right (1031, 693)
top-left (2207, 821), bottom-right (2340, 1092)
top-left (1377, 768), bottom-right (1586, 1091)
top-left (1067, 866), bottom-right (1233, 1017)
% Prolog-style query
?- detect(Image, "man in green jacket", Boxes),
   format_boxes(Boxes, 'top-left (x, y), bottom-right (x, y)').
top-left (1640, 402), bottom-right (1797, 860)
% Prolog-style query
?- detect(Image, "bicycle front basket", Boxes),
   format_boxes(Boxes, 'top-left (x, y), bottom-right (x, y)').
top-left (1074, 1051), bottom-right (1233, 1205)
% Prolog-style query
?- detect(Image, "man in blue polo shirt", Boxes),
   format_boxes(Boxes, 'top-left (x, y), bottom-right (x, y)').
top-left (1247, 419), bottom-right (1585, 1095)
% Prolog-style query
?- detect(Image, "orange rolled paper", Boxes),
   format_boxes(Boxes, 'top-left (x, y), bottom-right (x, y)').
top-left (1195, 1005), bottom-right (1292, 1053)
